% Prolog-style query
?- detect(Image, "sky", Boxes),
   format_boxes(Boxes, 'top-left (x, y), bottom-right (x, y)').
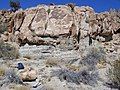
top-left (0, 0), bottom-right (120, 12)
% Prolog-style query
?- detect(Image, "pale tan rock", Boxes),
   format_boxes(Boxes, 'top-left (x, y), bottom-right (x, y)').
top-left (31, 8), bottom-right (48, 36)
top-left (14, 11), bottom-right (25, 30)
top-left (46, 6), bottom-right (73, 36)
top-left (19, 67), bottom-right (37, 81)
top-left (20, 9), bottom-right (38, 33)
top-left (0, 5), bottom-right (120, 45)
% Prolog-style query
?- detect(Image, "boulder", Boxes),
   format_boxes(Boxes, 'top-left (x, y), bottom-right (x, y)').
top-left (19, 67), bottom-right (37, 81)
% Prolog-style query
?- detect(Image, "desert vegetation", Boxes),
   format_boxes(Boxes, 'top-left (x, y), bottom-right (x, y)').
top-left (0, 69), bottom-right (23, 87)
top-left (0, 23), bottom-right (8, 34)
top-left (0, 40), bottom-right (19, 59)
top-left (45, 58), bottom-right (60, 67)
top-left (9, 0), bottom-right (21, 12)
top-left (108, 59), bottom-right (120, 89)
top-left (9, 84), bottom-right (30, 90)
top-left (0, 66), bottom-right (6, 77)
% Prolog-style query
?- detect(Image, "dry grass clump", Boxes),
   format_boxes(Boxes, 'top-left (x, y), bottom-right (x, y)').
top-left (96, 59), bottom-right (107, 69)
top-left (65, 64), bottom-right (80, 72)
top-left (0, 66), bottom-right (6, 76)
top-left (14, 85), bottom-right (30, 90)
top-left (23, 54), bottom-right (32, 60)
top-left (11, 84), bottom-right (30, 90)
top-left (45, 58), bottom-right (59, 67)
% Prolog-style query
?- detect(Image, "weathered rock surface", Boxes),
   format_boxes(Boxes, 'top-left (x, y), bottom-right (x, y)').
top-left (19, 67), bottom-right (37, 81)
top-left (0, 5), bottom-right (119, 45)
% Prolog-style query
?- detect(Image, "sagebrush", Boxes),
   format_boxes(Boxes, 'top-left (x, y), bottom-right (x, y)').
top-left (0, 41), bottom-right (19, 59)
top-left (108, 59), bottom-right (120, 89)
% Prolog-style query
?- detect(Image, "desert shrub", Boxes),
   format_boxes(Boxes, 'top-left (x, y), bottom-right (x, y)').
top-left (108, 59), bottom-right (120, 89)
top-left (80, 46), bottom-right (106, 70)
top-left (0, 67), bottom-right (6, 76)
top-left (47, 8), bottom-right (51, 15)
top-left (5, 69), bottom-right (23, 84)
top-left (9, 0), bottom-right (21, 12)
top-left (51, 69), bottom-right (98, 86)
top-left (0, 69), bottom-right (23, 87)
top-left (0, 41), bottom-right (19, 59)
top-left (0, 23), bottom-right (8, 34)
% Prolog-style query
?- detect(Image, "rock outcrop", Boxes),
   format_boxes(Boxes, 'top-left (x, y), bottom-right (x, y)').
top-left (0, 5), bottom-right (120, 49)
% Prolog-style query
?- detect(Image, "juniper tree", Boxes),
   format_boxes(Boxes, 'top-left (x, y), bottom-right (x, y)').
top-left (9, 0), bottom-right (21, 12)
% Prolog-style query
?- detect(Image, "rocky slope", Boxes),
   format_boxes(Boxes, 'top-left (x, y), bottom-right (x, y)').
top-left (0, 4), bottom-right (120, 90)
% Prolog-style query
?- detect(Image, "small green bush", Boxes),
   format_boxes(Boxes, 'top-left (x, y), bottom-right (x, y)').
top-left (47, 8), bottom-right (51, 15)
